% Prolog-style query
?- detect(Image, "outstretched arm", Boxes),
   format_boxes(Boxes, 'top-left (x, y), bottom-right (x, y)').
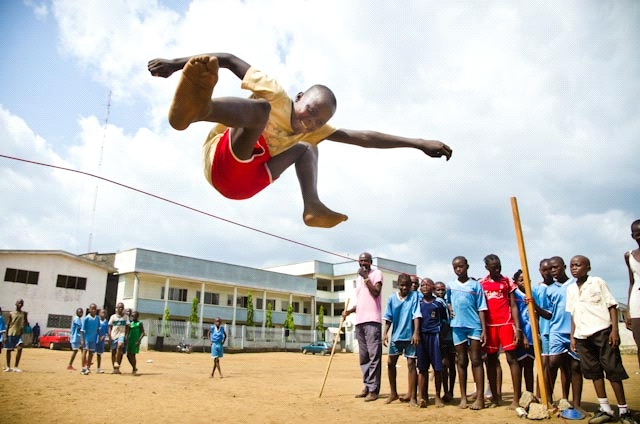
top-left (148, 53), bottom-right (251, 80)
top-left (327, 128), bottom-right (452, 161)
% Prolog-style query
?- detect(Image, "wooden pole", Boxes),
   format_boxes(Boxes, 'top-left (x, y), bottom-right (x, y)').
top-left (319, 299), bottom-right (350, 398)
top-left (510, 197), bottom-right (550, 407)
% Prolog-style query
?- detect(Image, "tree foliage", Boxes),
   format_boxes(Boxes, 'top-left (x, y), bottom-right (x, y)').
top-left (246, 291), bottom-right (254, 327)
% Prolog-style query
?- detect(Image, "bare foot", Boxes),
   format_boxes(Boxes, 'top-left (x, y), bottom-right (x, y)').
top-left (419, 399), bottom-right (428, 408)
top-left (168, 55), bottom-right (219, 131)
top-left (385, 393), bottom-right (399, 404)
top-left (507, 400), bottom-right (519, 410)
top-left (398, 395), bottom-right (410, 403)
top-left (442, 393), bottom-right (452, 403)
top-left (489, 395), bottom-right (502, 408)
top-left (303, 202), bottom-right (348, 228)
top-left (470, 398), bottom-right (485, 410)
top-left (458, 399), bottom-right (469, 409)
top-left (408, 399), bottom-right (418, 408)
top-left (434, 397), bottom-right (444, 408)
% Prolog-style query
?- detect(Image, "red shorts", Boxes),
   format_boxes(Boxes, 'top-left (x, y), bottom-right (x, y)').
top-left (210, 129), bottom-right (273, 200)
top-left (484, 324), bottom-right (516, 354)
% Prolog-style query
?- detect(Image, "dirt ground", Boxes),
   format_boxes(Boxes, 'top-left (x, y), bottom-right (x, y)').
top-left (1, 348), bottom-right (639, 424)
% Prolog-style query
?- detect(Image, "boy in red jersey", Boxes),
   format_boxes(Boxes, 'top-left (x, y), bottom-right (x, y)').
top-left (479, 254), bottom-right (521, 409)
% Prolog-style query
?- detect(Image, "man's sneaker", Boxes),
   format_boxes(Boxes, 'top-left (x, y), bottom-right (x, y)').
top-left (620, 412), bottom-right (638, 424)
top-left (80, 369), bottom-right (89, 375)
top-left (589, 410), bottom-right (616, 424)
top-left (97, 368), bottom-right (104, 374)
top-left (12, 368), bottom-right (22, 373)
top-left (3, 367), bottom-right (12, 372)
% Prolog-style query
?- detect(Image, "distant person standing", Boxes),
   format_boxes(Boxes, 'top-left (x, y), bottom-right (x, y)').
top-left (0, 307), bottom-right (6, 361)
top-left (624, 219), bottom-right (640, 372)
top-left (126, 311), bottom-right (145, 376)
top-left (342, 252), bottom-right (383, 402)
top-left (210, 317), bottom-right (226, 378)
top-left (5, 299), bottom-right (27, 372)
top-left (32, 323), bottom-right (40, 348)
top-left (67, 307), bottom-right (84, 371)
top-left (108, 302), bottom-right (130, 374)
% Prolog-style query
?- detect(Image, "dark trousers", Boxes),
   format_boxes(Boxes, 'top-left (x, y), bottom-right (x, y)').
top-left (355, 322), bottom-right (382, 393)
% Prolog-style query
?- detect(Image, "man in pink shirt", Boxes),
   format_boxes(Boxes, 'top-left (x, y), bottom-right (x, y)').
top-left (343, 252), bottom-right (383, 401)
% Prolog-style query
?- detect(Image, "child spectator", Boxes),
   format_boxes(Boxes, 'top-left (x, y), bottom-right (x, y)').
top-left (434, 281), bottom-right (456, 403)
top-left (80, 303), bottom-right (100, 375)
top-left (0, 307), bottom-right (5, 360)
top-left (67, 307), bottom-right (84, 371)
top-left (624, 219), bottom-right (640, 372)
top-left (447, 256), bottom-right (487, 409)
top-left (417, 278), bottom-right (447, 408)
top-left (126, 311), bottom-right (145, 376)
top-left (210, 317), bottom-right (227, 378)
top-left (546, 256), bottom-right (583, 409)
top-left (108, 302), bottom-right (130, 374)
top-left (95, 309), bottom-right (109, 374)
top-left (479, 254), bottom-right (521, 409)
top-left (513, 270), bottom-right (535, 394)
top-left (567, 255), bottom-right (637, 424)
top-left (382, 273), bottom-right (421, 407)
top-left (4, 299), bottom-right (27, 372)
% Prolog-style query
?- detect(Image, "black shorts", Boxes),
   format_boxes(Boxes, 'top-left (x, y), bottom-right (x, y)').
top-left (575, 326), bottom-right (629, 382)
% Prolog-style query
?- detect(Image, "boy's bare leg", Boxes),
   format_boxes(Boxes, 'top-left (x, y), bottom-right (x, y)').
top-left (486, 353), bottom-right (501, 407)
top-left (434, 371), bottom-right (444, 407)
top-left (168, 56), bottom-right (219, 131)
top-left (469, 340), bottom-right (485, 410)
top-left (570, 358), bottom-right (582, 409)
top-left (455, 343), bottom-right (469, 409)
top-left (407, 358), bottom-right (418, 407)
top-left (505, 351), bottom-right (521, 409)
top-left (418, 371), bottom-right (428, 407)
top-left (386, 355), bottom-right (400, 403)
top-left (267, 143), bottom-right (347, 228)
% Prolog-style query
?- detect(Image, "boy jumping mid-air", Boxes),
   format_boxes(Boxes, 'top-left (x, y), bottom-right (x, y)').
top-left (148, 54), bottom-right (452, 228)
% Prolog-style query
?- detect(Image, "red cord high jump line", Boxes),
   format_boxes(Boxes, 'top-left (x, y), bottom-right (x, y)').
top-left (0, 153), bottom-right (355, 262)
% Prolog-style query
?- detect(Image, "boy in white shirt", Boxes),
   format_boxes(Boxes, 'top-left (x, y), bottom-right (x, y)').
top-left (566, 255), bottom-right (636, 424)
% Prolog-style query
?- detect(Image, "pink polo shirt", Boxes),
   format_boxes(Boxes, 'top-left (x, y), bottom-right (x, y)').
top-left (355, 269), bottom-right (383, 325)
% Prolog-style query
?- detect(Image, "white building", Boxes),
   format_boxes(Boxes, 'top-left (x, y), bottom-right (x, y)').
top-left (0, 250), bottom-right (115, 332)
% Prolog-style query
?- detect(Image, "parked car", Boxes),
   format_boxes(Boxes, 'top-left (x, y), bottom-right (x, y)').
top-left (39, 329), bottom-right (71, 350)
top-left (301, 341), bottom-right (332, 355)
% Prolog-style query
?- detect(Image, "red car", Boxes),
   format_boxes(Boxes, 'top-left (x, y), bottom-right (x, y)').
top-left (39, 329), bottom-right (71, 350)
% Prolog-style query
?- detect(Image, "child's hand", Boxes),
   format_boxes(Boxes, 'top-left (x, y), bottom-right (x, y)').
top-left (412, 332), bottom-right (420, 346)
top-left (480, 331), bottom-right (486, 347)
top-left (147, 58), bottom-right (183, 78)
top-left (383, 334), bottom-right (389, 347)
top-left (417, 139), bottom-right (453, 161)
top-left (609, 329), bottom-right (620, 348)
top-left (570, 337), bottom-right (577, 353)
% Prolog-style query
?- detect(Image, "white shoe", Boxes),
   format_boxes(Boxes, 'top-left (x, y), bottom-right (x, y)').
top-left (12, 368), bottom-right (22, 373)
top-left (3, 367), bottom-right (12, 372)
top-left (97, 368), bottom-right (104, 374)
top-left (114, 362), bottom-right (119, 368)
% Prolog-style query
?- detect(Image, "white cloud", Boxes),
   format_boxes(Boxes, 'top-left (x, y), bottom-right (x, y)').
top-left (1, 0), bottom-right (638, 302)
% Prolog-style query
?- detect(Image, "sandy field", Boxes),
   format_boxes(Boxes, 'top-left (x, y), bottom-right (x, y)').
top-left (1, 348), bottom-right (639, 424)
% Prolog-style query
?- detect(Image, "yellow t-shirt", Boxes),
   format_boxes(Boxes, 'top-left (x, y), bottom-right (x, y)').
top-left (203, 67), bottom-right (336, 184)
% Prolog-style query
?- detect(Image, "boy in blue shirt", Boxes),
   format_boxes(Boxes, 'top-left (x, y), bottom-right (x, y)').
top-left (545, 256), bottom-right (583, 410)
top-left (95, 309), bottom-right (109, 374)
top-left (210, 317), bottom-right (227, 378)
top-left (417, 278), bottom-right (447, 408)
top-left (80, 303), bottom-right (100, 375)
top-left (447, 256), bottom-right (488, 410)
top-left (383, 273), bottom-right (421, 406)
top-left (513, 270), bottom-right (535, 394)
top-left (67, 307), bottom-right (83, 371)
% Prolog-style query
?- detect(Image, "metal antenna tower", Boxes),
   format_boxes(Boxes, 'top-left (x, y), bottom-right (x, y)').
top-left (87, 90), bottom-right (111, 252)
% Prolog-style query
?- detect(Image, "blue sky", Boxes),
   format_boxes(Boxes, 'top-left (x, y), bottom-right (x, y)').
top-left (1, 0), bottom-right (639, 301)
